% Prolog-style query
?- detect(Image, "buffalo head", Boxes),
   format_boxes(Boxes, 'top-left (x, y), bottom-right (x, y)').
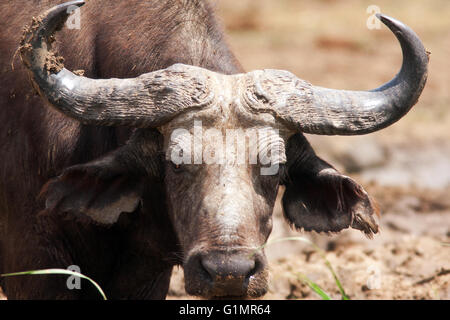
top-left (20, 1), bottom-right (428, 298)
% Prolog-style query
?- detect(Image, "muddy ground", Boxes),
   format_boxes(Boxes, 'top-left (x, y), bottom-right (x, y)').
top-left (1, 0), bottom-right (449, 300)
top-left (168, 182), bottom-right (450, 300)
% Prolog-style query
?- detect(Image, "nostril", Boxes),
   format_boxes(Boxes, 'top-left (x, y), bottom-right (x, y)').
top-left (200, 253), bottom-right (258, 280)
top-left (248, 256), bottom-right (263, 278)
top-left (200, 255), bottom-right (219, 280)
top-left (241, 258), bottom-right (257, 279)
top-left (185, 251), bottom-right (267, 297)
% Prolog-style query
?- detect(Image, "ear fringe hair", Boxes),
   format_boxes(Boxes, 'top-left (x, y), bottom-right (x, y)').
top-left (282, 134), bottom-right (379, 237)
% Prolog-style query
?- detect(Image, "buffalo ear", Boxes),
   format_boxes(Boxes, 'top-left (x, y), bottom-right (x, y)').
top-left (41, 155), bottom-right (143, 225)
top-left (41, 129), bottom-right (162, 225)
top-left (281, 134), bottom-right (379, 237)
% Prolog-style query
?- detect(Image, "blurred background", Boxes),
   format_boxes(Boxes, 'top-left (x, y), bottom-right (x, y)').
top-left (169, 0), bottom-right (450, 300)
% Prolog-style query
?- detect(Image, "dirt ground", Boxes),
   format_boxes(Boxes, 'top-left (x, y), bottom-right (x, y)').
top-left (166, 0), bottom-right (450, 300)
top-left (168, 184), bottom-right (450, 300)
top-left (1, 0), bottom-right (449, 300)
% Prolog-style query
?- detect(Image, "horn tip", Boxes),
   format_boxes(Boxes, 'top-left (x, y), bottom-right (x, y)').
top-left (61, 0), bottom-right (85, 9)
top-left (375, 13), bottom-right (408, 32)
top-left (40, 0), bottom-right (86, 35)
top-left (375, 13), bottom-right (392, 25)
top-left (55, 0), bottom-right (86, 14)
top-left (71, 0), bottom-right (85, 8)
top-left (46, 1), bottom-right (86, 19)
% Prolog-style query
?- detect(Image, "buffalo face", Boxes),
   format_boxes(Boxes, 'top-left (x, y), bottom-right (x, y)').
top-left (160, 108), bottom-right (287, 297)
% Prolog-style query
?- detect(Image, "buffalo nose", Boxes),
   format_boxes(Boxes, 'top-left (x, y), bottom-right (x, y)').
top-left (202, 253), bottom-right (256, 279)
top-left (199, 252), bottom-right (260, 296)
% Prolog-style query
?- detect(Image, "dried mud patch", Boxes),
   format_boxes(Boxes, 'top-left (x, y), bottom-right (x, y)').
top-left (265, 236), bottom-right (449, 300)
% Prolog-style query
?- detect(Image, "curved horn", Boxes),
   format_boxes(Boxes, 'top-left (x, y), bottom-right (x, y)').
top-left (306, 14), bottom-right (429, 135)
top-left (19, 1), bottom-right (213, 127)
top-left (250, 14), bottom-right (428, 135)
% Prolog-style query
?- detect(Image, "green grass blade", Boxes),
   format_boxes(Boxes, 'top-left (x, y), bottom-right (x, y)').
top-left (297, 273), bottom-right (331, 300)
top-left (323, 260), bottom-right (350, 300)
top-left (254, 236), bottom-right (350, 300)
top-left (1, 268), bottom-right (107, 300)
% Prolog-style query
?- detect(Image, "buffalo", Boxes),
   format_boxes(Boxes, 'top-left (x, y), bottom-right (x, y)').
top-left (0, 0), bottom-right (427, 299)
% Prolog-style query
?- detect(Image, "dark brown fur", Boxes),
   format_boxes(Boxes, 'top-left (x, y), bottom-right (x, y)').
top-left (0, 0), bottom-right (242, 299)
